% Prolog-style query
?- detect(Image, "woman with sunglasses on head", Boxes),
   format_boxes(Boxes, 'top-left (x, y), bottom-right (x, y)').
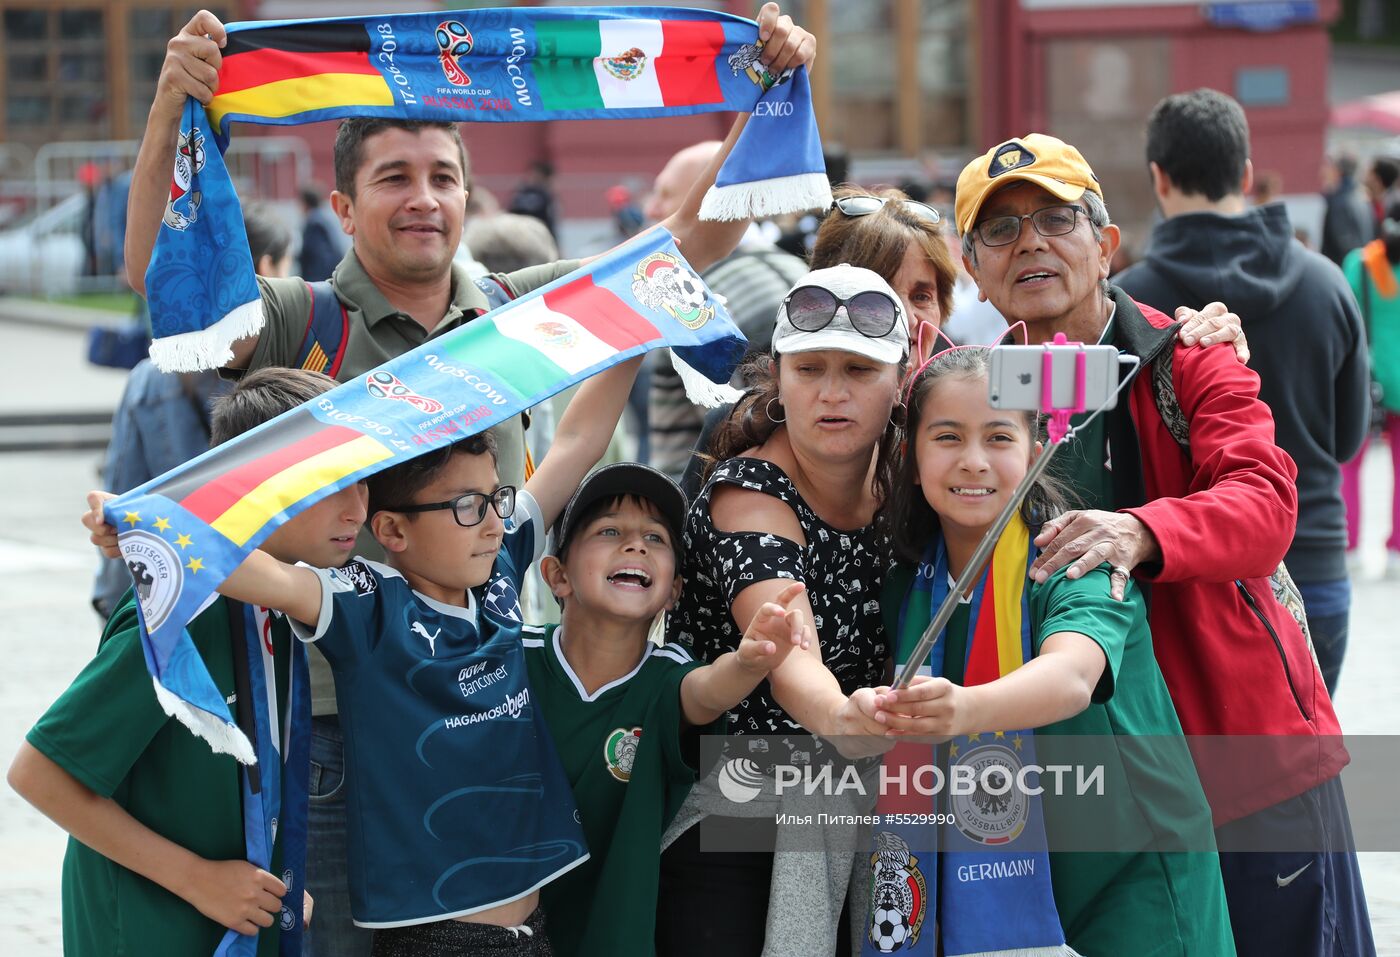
top-left (657, 265), bottom-right (909, 957)
top-left (812, 186), bottom-right (957, 356)
top-left (676, 187), bottom-right (957, 499)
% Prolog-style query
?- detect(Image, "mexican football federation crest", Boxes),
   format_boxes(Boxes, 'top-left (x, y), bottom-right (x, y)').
top-left (727, 40), bottom-right (786, 91)
top-left (630, 253), bottom-right (714, 330)
top-left (601, 47), bottom-right (647, 81)
top-left (604, 727), bottom-right (642, 782)
top-left (163, 127), bottom-right (206, 231)
top-left (951, 741), bottom-right (1030, 846)
top-left (867, 830), bottom-right (928, 953)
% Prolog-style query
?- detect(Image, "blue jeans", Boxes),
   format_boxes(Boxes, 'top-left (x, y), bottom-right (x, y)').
top-left (306, 716), bottom-right (374, 957)
top-left (1297, 578), bottom-right (1351, 697)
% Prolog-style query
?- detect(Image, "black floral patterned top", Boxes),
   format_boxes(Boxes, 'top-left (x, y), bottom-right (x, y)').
top-left (668, 457), bottom-right (891, 736)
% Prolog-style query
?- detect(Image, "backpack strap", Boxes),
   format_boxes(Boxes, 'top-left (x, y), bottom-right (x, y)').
top-left (292, 281), bottom-right (350, 377)
top-left (1151, 347), bottom-right (1191, 456)
top-left (473, 275), bottom-right (516, 313)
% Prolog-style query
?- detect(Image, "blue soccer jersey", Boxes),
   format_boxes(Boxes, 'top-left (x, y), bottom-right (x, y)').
top-left (293, 491), bottom-right (587, 928)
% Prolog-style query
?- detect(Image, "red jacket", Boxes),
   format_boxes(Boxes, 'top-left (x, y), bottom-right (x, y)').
top-left (1110, 291), bottom-right (1347, 825)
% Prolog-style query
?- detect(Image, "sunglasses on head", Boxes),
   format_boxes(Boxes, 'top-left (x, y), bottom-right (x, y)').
top-left (832, 195), bottom-right (942, 226)
top-left (782, 285), bottom-right (902, 339)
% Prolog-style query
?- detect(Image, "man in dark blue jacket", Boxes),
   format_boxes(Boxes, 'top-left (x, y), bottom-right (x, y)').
top-left (1116, 89), bottom-right (1371, 696)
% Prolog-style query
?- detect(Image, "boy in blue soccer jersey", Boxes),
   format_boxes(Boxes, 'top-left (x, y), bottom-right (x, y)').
top-left (523, 463), bottom-right (808, 957)
top-left (191, 359), bottom-right (646, 956)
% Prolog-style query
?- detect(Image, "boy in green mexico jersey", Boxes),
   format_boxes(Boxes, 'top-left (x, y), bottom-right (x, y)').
top-left (523, 463), bottom-right (806, 957)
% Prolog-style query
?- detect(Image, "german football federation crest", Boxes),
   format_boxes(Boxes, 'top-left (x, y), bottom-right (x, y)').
top-left (601, 47), bottom-right (647, 81)
top-left (123, 529), bottom-right (185, 631)
top-left (163, 128), bottom-right (206, 231)
top-left (631, 253), bottom-right (714, 330)
top-left (365, 370), bottom-right (444, 415)
top-left (950, 741), bottom-right (1030, 846)
top-left (867, 830), bottom-right (928, 953)
top-left (435, 20), bottom-right (473, 86)
top-left (604, 727), bottom-right (642, 782)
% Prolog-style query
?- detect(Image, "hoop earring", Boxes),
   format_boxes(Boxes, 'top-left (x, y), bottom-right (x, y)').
top-left (889, 402), bottom-right (907, 429)
top-left (765, 396), bottom-right (787, 423)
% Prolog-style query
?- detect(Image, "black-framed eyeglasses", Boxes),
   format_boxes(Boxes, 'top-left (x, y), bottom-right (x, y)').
top-left (832, 195), bottom-right (942, 226)
top-left (386, 486), bottom-right (517, 528)
top-left (782, 286), bottom-right (902, 338)
top-left (973, 204), bottom-right (1083, 248)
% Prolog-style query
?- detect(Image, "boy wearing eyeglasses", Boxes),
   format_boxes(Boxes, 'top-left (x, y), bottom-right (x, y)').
top-left (201, 358), bottom-right (642, 956)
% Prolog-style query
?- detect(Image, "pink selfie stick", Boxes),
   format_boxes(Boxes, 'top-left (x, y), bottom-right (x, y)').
top-left (1042, 332), bottom-right (1087, 444)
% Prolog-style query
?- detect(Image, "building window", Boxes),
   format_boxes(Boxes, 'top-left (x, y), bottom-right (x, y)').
top-left (919, 0), bottom-right (968, 149)
top-left (827, 2), bottom-right (898, 152)
top-left (809, 0), bottom-right (970, 158)
top-left (126, 5), bottom-right (231, 136)
top-left (3, 6), bottom-right (111, 143)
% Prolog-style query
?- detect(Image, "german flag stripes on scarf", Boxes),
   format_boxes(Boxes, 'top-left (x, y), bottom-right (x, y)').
top-left (209, 21), bottom-right (390, 132)
top-left (110, 228), bottom-right (745, 761)
top-left (144, 6), bottom-right (831, 372)
top-left (148, 409), bottom-right (393, 547)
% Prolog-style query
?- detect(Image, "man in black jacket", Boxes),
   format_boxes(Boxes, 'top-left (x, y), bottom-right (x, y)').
top-left (1117, 88), bottom-right (1371, 695)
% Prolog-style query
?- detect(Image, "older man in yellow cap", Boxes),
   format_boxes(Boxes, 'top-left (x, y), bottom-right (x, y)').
top-left (953, 134), bottom-right (1372, 957)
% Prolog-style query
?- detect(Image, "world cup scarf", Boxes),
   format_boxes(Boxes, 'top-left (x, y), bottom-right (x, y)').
top-left (863, 515), bottom-right (1077, 957)
top-left (146, 5), bottom-right (830, 371)
top-left (105, 227), bottom-right (744, 764)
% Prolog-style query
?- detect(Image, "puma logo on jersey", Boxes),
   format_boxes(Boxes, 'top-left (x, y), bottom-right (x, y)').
top-left (411, 621), bottom-right (442, 656)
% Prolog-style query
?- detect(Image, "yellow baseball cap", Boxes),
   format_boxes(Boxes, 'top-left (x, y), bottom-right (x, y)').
top-left (954, 133), bottom-right (1102, 237)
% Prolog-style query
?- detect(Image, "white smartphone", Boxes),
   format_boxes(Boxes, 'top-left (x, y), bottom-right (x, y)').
top-left (987, 343), bottom-right (1127, 413)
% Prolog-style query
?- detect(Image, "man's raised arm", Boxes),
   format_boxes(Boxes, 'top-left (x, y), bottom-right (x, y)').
top-left (124, 10), bottom-right (227, 296)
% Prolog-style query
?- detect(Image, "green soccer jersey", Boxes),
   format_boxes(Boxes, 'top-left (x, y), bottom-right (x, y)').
top-left (883, 563), bottom-right (1234, 956)
top-left (523, 624), bottom-right (700, 957)
top-left (26, 594), bottom-right (290, 957)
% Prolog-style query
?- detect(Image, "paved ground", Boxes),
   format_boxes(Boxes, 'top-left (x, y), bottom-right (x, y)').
top-left (1, 319), bottom-right (1398, 953)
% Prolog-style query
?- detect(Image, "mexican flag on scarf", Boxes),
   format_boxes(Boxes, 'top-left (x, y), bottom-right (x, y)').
top-left (532, 18), bottom-right (727, 110)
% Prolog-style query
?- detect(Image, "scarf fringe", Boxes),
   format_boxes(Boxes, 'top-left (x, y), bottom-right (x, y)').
top-left (699, 172), bottom-right (833, 222)
top-left (670, 351), bottom-right (742, 409)
top-left (152, 677), bottom-right (257, 765)
top-left (147, 297), bottom-right (264, 372)
top-left (950, 946), bottom-right (1083, 957)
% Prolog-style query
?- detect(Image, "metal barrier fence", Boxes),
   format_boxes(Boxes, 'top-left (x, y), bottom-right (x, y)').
top-left (0, 137), bottom-right (310, 297)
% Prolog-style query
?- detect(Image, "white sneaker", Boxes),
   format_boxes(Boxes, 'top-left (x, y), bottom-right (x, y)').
top-left (1386, 551), bottom-right (1400, 581)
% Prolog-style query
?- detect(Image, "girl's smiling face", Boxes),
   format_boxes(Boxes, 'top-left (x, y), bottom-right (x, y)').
top-left (913, 373), bottom-right (1035, 539)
